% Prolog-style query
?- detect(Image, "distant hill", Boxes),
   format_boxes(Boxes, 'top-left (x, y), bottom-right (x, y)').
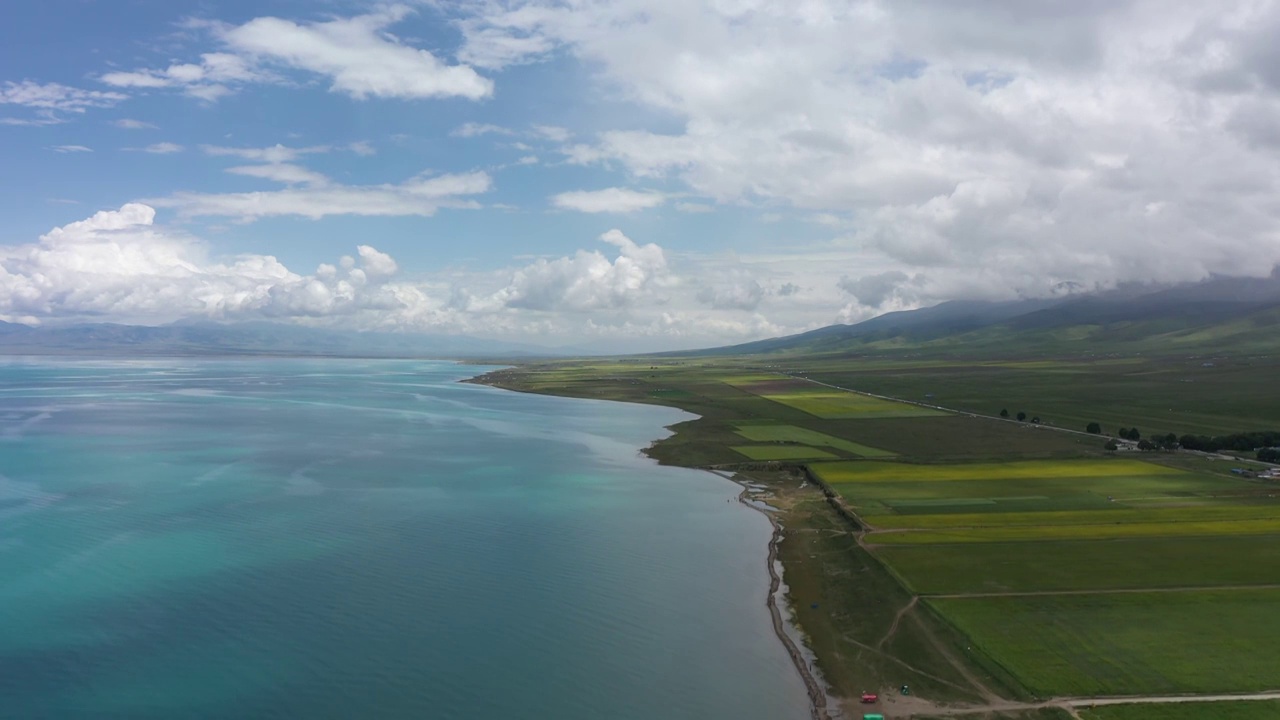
top-left (687, 273), bottom-right (1280, 358)
top-left (0, 320), bottom-right (555, 359)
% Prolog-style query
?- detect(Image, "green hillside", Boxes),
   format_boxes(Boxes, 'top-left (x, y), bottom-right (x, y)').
top-left (692, 281), bottom-right (1280, 359)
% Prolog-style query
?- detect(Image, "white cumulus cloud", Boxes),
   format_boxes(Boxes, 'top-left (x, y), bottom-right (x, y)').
top-left (97, 7), bottom-right (491, 103)
top-left (0, 204), bottom-right (416, 325)
top-left (222, 7), bottom-right (492, 101)
top-left (142, 142), bottom-right (184, 154)
top-left (451, 122), bottom-right (514, 137)
top-left (113, 118), bottom-right (157, 129)
top-left (0, 81), bottom-right (126, 125)
top-left (488, 229), bottom-right (669, 311)
top-left (226, 163), bottom-right (328, 186)
top-left (552, 188), bottom-right (666, 213)
top-left (100, 53), bottom-right (262, 100)
top-left (201, 143), bottom-right (329, 163)
top-left (146, 171), bottom-right (492, 221)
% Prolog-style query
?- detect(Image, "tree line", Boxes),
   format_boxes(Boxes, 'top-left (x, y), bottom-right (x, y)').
top-left (997, 408), bottom-right (1280, 461)
top-left (1177, 431), bottom-right (1280, 455)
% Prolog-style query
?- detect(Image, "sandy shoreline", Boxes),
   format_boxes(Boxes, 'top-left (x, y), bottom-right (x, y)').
top-left (713, 470), bottom-right (835, 720)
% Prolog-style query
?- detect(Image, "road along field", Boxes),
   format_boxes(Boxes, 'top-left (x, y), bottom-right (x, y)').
top-left (813, 455), bottom-right (1280, 699)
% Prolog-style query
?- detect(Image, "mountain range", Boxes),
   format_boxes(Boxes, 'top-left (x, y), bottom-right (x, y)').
top-left (0, 320), bottom-right (553, 359)
top-left (686, 272), bottom-right (1280, 357)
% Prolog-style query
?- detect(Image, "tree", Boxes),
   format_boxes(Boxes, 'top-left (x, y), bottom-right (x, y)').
top-left (1105, 439), bottom-right (1119, 451)
top-left (1118, 427), bottom-right (1130, 440)
top-left (1000, 409), bottom-right (1010, 418)
top-left (1129, 428), bottom-right (1141, 441)
top-left (1259, 448), bottom-right (1280, 463)
top-left (1086, 422), bottom-right (1102, 434)
top-left (1016, 411), bottom-right (1027, 422)
top-left (1137, 439), bottom-right (1155, 451)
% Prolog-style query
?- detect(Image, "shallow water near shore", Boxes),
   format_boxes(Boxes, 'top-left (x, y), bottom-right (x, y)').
top-left (0, 357), bottom-right (810, 719)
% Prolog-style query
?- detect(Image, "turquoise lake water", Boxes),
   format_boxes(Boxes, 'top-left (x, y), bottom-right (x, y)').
top-left (0, 358), bottom-right (810, 719)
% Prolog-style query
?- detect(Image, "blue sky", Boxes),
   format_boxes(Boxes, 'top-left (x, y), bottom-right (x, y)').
top-left (3, 1), bottom-right (1280, 350)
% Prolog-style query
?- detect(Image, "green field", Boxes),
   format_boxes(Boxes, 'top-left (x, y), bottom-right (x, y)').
top-left (734, 424), bottom-right (895, 457)
top-left (725, 377), bottom-right (947, 419)
top-left (868, 516), bottom-right (1280, 544)
top-left (732, 445), bottom-right (836, 460)
top-left (812, 457), bottom-right (1264, 516)
top-left (815, 459), bottom-right (1181, 483)
top-left (813, 453), bottom-right (1280, 702)
top-left (862, 504), bottom-right (1280, 530)
top-left (932, 590), bottom-right (1280, 696)
top-left (793, 356), bottom-right (1280, 438)
top-left (1080, 702), bottom-right (1280, 720)
top-left (880, 535), bottom-right (1280, 594)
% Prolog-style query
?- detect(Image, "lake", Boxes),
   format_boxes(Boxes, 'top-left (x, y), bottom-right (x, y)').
top-left (0, 357), bottom-right (810, 719)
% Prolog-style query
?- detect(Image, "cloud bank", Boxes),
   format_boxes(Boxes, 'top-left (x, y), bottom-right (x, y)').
top-left (101, 6), bottom-right (492, 102)
top-left (0, 205), bottom-right (804, 348)
top-left (462, 0), bottom-right (1280, 308)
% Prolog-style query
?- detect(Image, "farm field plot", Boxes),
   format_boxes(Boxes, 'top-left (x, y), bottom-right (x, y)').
top-left (932, 590), bottom-right (1280, 697)
top-left (867, 516), bottom-right (1280, 544)
top-left (836, 475), bottom-right (1249, 515)
top-left (734, 424), bottom-right (895, 457)
top-left (732, 445), bottom-right (836, 461)
top-left (879, 534), bottom-right (1280, 594)
top-left (812, 458), bottom-right (1251, 515)
top-left (1080, 701), bottom-right (1280, 720)
top-left (814, 459), bottom-right (1181, 484)
top-left (795, 357), bottom-right (1280, 438)
top-left (816, 415), bottom-right (1099, 459)
top-left (723, 377), bottom-right (946, 419)
top-left (861, 504), bottom-right (1280, 531)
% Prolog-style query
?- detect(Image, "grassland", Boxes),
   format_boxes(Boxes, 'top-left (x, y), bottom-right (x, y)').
top-left (879, 534), bottom-right (1280, 593)
top-left (816, 459), bottom-right (1181, 483)
top-left (470, 353), bottom-right (1280, 716)
top-left (814, 453), bottom-right (1280, 701)
top-left (1080, 702), bottom-right (1280, 719)
top-left (732, 445), bottom-right (836, 460)
top-left (868, 516), bottom-right (1280, 543)
top-left (476, 361), bottom-right (1094, 465)
top-left (726, 376), bottom-right (948, 419)
top-left (862, 503), bottom-right (1280, 530)
top-left (788, 355), bottom-right (1280, 438)
top-left (733, 423), bottom-right (895, 457)
top-left (933, 590), bottom-right (1280, 696)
